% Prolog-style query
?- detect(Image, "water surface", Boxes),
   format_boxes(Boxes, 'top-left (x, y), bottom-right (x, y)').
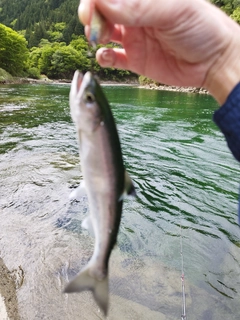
top-left (0, 83), bottom-right (240, 319)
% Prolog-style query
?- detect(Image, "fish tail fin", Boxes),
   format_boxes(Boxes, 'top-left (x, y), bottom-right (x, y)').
top-left (64, 268), bottom-right (109, 316)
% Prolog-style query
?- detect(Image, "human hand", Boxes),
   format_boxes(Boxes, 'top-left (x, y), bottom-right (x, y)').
top-left (79, 0), bottom-right (240, 104)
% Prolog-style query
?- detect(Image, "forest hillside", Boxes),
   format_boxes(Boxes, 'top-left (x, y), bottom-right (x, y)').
top-left (0, 0), bottom-right (239, 80)
top-left (0, 0), bottom-right (83, 46)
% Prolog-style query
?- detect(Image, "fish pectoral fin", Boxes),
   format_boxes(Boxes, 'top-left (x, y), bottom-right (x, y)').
top-left (119, 170), bottom-right (136, 201)
top-left (64, 268), bottom-right (109, 316)
top-left (69, 181), bottom-right (87, 201)
top-left (81, 216), bottom-right (95, 237)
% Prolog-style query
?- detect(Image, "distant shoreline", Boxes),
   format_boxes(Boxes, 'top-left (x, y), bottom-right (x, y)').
top-left (137, 83), bottom-right (209, 94)
top-left (1, 77), bottom-right (209, 94)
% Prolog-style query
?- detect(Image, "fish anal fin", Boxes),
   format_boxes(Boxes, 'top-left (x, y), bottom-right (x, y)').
top-left (124, 170), bottom-right (136, 196)
top-left (119, 170), bottom-right (136, 201)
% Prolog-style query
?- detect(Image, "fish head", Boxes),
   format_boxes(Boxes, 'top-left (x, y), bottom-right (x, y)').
top-left (70, 71), bottom-right (103, 134)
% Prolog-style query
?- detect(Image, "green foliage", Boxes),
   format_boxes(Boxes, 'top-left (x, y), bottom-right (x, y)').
top-left (0, 0), bottom-right (84, 45)
top-left (27, 67), bottom-right (41, 79)
top-left (28, 47), bottom-right (43, 69)
top-left (29, 42), bottom-right (86, 79)
top-left (27, 37), bottom-right (135, 80)
top-left (139, 75), bottom-right (160, 86)
top-left (0, 2), bottom-right (138, 80)
top-left (53, 22), bottom-right (66, 32)
top-left (46, 22), bottom-right (66, 43)
top-left (0, 68), bottom-right (13, 82)
top-left (0, 23), bottom-right (28, 75)
top-left (231, 7), bottom-right (240, 22)
top-left (48, 46), bottom-right (82, 78)
top-left (211, 0), bottom-right (240, 15)
top-left (70, 35), bottom-right (89, 52)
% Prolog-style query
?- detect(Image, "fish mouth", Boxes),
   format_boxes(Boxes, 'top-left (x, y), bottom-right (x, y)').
top-left (76, 72), bottom-right (83, 92)
top-left (71, 71), bottom-right (94, 95)
top-left (72, 70), bottom-right (84, 93)
top-left (69, 71), bottom-right (97, 129)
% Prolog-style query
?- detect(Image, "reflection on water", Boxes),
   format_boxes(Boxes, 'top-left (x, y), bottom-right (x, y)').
top-left (0, 83), bottom-right (240, 319)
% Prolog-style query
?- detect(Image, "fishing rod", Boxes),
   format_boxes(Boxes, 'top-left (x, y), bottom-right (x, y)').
top-left (180, 222), bottom-right (187, 320)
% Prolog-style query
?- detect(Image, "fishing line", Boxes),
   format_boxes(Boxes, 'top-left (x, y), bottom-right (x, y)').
top-left (180, 221), bottom-right (187, 320)
top-left (87, 44), bottom-right (95, 74)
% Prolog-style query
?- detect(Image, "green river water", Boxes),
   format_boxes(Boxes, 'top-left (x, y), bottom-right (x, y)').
top-left (0, 83), bottom-right (240, 319)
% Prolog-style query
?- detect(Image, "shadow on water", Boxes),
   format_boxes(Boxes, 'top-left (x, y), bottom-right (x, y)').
top-left (0, 83), bottom-right (240, 319)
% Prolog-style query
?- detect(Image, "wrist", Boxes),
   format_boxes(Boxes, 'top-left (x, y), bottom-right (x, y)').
top-left (205, 36), bottom-right (240, 105)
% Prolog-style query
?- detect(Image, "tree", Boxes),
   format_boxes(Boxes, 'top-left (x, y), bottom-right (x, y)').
top-left (50, 46), bottom-right (83, 78)
top-left (30, 42), bottom-right (86, 78)
top-left (0, 23), bottom-right (28, 75)
top-left (28, 46), bottom-right (43, 69)
top-left (211, 0), bottom-right (240, 15)
top-left (231, 6), bottom-right (240, 22)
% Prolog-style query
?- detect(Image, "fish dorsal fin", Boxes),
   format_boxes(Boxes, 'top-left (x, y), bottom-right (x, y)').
top-left (119, 170), bottom-right (136, 201)
top-left (69, 181), bottom-right (87, 201)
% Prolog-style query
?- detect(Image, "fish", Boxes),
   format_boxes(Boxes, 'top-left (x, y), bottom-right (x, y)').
top-left (64, 71), bottom-right (135, 316)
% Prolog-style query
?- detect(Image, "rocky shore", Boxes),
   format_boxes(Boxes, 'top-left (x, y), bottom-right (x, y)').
top-left (0, 258), bottom-right (20, 320)
top-left (138, 83), bottom-right (209, 94)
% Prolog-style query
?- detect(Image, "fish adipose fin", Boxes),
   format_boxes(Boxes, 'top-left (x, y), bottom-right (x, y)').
top-left (64, 269), bottom-right (109, 316)
top-left (69, 181), bottom-right (86, 201)
top-left (119, 170), bottom-right (136, 201)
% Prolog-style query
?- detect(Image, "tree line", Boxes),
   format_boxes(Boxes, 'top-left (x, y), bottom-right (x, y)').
top-left (0, 0), bottom-right (239, 34)
top-left (0, 0), bottom-right (83, 45)
top-left (0, 0), bottom-right (135, 80)
top-left (0, 0), bottom-right (239, 80)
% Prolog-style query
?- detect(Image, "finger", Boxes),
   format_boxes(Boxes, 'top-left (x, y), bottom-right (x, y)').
top-left (78, 0), bottom-right (92, 25)
top-left (96, 47), bottom-right (128, 70)
top-left (79, 0), bottom-right (123, 44)
top-left (79, 0), bottom-right (170, 27)
top-left (102, 24), bottom-right (123, 44)
top-left (90, 0), bottom-right (193, 27)
top-left (85, 25), bottom-right (90, 40)
top-left (79, 0), bottom-right (218, 34)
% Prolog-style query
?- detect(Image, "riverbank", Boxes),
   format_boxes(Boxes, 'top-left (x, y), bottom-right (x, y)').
top-left (138, 83), bottom-right (209, 94)
top-left (0, 75), bottom-right (209, 95)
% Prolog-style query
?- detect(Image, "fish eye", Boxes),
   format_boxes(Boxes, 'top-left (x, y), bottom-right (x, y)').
top-left (85, 92), bottom-right (95, 104)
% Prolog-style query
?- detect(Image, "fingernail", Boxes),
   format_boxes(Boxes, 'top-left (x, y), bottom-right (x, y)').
top-left (101, 49), bottom-right (114, 65)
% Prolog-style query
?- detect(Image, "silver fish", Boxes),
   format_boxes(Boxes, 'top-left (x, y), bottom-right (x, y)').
top-left (64, 71), bottom-right (135, 315)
